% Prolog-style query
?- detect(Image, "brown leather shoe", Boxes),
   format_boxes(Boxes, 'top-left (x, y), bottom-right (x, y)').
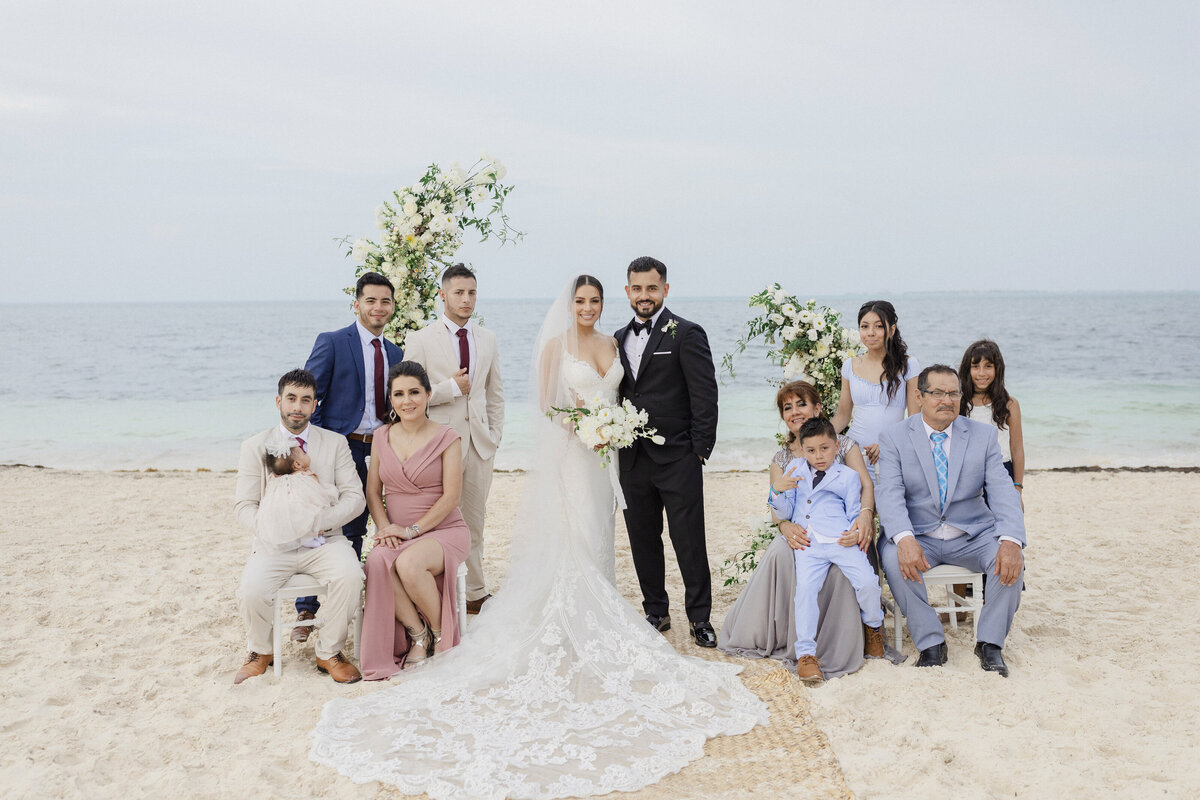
top-left (316, 652), bottom-right (362, 684)
top-left (466, 594), bottom-right (492, 615)
top-left (233, 652), bottom-right (272, 684)
top-left (864, 624), bottom-right (885, 659)
top-left (796, 655), bottom-right (824, 684)
top-left (291, 610), bottom-right (315, 643)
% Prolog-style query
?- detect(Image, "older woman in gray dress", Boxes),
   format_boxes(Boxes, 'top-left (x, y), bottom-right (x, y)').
top-left (720, 380), bottom-right (902, 678)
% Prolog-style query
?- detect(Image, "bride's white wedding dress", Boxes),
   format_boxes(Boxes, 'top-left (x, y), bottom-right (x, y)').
top-left (310, 285), bottom-right (767, 800)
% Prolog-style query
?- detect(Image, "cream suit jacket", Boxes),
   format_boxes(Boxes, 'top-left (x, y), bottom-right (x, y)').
top-left (234, 424), bottom-right (365, 537)
top-left (403, 321), bottom-right (505, 461)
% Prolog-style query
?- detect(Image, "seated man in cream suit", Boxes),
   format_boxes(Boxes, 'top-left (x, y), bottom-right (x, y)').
top-left (402, 264), bottom-right (504, 613)
top-left (232, 369), bottom-right (366, 684)
top-left (876, 364), bottom-right (1025, 677)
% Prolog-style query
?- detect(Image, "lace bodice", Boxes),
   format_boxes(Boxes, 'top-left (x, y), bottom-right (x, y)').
top-left (562, 351), bottom-right (622, 405)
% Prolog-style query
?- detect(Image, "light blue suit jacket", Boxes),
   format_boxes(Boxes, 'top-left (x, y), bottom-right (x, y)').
top-left (875, 415), bottom-right (1025, 546)
top-left (770, 460), bottom-right (862, 536)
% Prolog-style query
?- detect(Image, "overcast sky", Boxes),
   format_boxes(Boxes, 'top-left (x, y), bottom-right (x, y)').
top-left (1, 1), bottom-right (1196, 302)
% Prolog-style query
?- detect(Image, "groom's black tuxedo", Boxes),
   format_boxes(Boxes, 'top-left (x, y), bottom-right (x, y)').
top-left (615, 307), bottom-right (718, 623)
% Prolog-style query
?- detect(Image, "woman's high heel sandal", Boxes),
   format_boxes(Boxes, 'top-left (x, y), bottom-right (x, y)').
top-left (427, 628), bottom-right (442, 660)
top-left (405, 623), bottom-right (431, 666)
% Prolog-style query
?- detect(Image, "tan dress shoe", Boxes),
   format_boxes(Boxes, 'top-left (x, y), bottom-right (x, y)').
top-left (233, 652), bottom-right (273, 684)
top-left (466, 594), bottom-right (492, 615)
top-left (291, 610), bottom-right (315, 643)
top-left (863, 624), bottom-right (885, 659)
top-left (316, 652), bottom-right (362, 684)
top-left (796, 655), bottom-right (824, 684)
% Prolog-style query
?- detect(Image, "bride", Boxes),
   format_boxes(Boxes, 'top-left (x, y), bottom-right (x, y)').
top-left (310, 275), bottom-right (768, 799)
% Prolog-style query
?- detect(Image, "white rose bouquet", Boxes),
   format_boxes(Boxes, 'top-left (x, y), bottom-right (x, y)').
top-left (340, 154), bottom-right (522, 346)
top-left (722, 283), bottom-right (862, 413)
top-left (548, 397), bottom-right (665, 467)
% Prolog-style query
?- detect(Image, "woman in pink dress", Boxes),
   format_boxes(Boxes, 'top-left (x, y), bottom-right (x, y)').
top-left (359, 360), bottom-right (470, 680)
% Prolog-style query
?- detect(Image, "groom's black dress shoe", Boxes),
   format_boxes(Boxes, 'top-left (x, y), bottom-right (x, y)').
top-left (975, 642), bottom-right (1009, 677)
top-left (690, 621), bottom-right (717, 648)
top-left (646, 614), bottom-right (671, 633)
top-left (915, 642), bottom-right (948, 667)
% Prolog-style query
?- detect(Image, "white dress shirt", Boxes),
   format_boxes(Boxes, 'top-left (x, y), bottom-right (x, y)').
top-left (622, 308), bottom-right (664, 381)
top-left (893, 420), bottom-right (1020, 546)
top-left (354, 321), bottom-right (389, 435)
top-left (441, 315), bottom-right (476, 397)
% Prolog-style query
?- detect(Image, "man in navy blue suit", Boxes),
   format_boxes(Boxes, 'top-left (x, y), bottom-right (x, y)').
top-left (292, 272), bottom-right (404, 640)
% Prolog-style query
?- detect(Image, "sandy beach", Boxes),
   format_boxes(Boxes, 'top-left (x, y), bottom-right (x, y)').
top-left (2, 466), bottom-right (1198, 799)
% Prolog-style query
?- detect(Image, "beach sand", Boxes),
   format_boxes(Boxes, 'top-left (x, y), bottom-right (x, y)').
top-left (1, 467), bottom-right (1197, 799)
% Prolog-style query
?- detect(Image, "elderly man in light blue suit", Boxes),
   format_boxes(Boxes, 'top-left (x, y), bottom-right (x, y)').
top-left (876, 364), bottom-right (1025, 677)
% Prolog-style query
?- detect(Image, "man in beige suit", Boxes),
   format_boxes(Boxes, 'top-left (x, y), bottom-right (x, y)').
top-left (402, 264), bottom-right (504, 613)
top-left (232, 369), bottom-right (366, 684)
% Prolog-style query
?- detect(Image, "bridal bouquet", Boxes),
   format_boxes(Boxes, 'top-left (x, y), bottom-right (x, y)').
top-left (342, 154), bottom-right (522, 345)
top-left (722, 284), bottom-right (862, 412)
top-left (549, 397), bottom-right (665, 467)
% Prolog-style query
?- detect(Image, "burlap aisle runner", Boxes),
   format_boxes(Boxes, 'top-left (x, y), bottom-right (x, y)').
top-left (375, 624), bottom-right (853, 800)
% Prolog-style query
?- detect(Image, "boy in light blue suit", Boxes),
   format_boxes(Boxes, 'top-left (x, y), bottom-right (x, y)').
top-left (770, 418), bottom-right (884, 683)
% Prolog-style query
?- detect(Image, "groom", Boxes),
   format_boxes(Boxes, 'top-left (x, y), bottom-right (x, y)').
top-left (615, 256), bottom-right (720, 648)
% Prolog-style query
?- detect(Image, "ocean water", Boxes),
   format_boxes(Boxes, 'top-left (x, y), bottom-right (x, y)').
top-left (1, 292), bottom-right (1197, 471)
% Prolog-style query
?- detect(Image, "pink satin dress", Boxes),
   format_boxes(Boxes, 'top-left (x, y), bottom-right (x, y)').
top-left (359, 424), bottom-right (470, 681)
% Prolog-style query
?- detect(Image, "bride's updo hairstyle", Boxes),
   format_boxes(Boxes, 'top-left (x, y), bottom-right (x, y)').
top-left (574, 274), bottom-right (604, 300)
top-left (857, 300), bottom-right (910, 403)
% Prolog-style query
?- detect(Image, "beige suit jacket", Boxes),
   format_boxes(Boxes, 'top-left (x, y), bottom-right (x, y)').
top-left (233, 424), bottom-right (365, 537)
top-left (403, 320), bottom-right (505, 461)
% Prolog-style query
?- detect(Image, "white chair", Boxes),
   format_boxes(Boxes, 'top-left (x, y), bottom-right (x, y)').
top-left (348, 562), bottom-right (470, 662)
top-left (272, 573), bottom-right (364, 678)
top-left (888, 564), bottom-right (985, 646)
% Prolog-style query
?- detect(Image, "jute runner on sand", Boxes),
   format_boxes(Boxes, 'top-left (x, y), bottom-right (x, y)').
top-left (375, 625), bottom-right (854, 800)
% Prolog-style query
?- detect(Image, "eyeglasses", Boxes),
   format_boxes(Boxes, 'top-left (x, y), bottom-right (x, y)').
top-left (921, 389), bottom-right (963, 400)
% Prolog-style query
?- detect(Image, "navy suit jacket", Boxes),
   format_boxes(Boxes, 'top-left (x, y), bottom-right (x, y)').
top-left (305, 322), bottom-right (404, 435)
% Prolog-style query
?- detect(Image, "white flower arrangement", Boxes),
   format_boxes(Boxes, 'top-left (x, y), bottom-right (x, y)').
top-left (548, 397), bottom-right (665, 467)
top-left (722, 283), bottom-right (863, 413)
top-left (662, 319), bottom-right (678, 338)
top-left (341, 155), bottom-right (522, 345)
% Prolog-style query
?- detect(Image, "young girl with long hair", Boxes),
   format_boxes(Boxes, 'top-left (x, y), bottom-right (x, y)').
top-left (959, 339), bottom-right (1024, 503)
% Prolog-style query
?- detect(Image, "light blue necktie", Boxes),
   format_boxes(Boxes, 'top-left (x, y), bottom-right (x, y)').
top-left (931, 431), bottom-right (948, 507)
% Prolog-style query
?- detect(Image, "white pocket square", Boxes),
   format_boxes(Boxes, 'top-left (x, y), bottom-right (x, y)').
top-left (652, 350), bottom-right (672, 355)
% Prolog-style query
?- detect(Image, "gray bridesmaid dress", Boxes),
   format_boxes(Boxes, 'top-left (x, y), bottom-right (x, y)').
top-left (719, 439), bottom-right (904, 679)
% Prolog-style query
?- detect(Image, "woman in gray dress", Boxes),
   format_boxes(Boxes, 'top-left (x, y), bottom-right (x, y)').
top-left (720, 380), bottom-right (901, 679)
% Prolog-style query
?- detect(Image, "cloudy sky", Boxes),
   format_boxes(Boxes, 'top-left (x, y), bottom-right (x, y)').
top-left (1, 1), bottom-right (1196, 302)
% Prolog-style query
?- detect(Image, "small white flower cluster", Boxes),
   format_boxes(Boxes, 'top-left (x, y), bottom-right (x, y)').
top-left (719, 516), bottom-right (780, 586)
top-left (343, 155), bottom-right (520, 345)
top-left (553, 396), bottom-right (665, 467)
top-left (724, 283), bottom-right (862, 413)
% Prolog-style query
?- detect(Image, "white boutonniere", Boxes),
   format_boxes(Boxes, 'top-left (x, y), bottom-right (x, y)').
top-left (662, 319), bottom-right (678, 338)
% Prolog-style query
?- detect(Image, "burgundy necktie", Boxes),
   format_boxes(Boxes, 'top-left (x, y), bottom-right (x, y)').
top-left (456, 329), bottom-right (470, 372)
top-left (297, 436), bottom-right (306, 453)
top-left (372, 339), bottom-right (386, 421)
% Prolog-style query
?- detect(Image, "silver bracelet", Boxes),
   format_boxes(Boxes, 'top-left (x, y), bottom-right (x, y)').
top-left (409, 523), bottom-right (421, 537)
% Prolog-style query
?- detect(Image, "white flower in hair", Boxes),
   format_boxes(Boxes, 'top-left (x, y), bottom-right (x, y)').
top-left (265, 429), bottom-right (299, 459)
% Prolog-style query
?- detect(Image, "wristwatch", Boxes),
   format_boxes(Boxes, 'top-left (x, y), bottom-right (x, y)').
top-left (409, 523), bottom-right (421, 537)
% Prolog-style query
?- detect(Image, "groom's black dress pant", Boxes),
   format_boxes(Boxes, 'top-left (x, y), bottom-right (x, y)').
top-left (622, 450), bottom-right (712, 623)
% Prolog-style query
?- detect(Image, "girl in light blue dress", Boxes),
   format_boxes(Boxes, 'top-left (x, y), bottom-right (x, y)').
top-left (830, 300), bottom-right (920, 482)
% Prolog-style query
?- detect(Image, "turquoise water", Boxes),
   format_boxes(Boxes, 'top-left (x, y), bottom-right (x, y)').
top-left (1, 292), bottom-right (1197, 470)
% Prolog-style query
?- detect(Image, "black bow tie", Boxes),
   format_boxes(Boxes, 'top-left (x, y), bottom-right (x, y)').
top-left (630, 319), bottom-right (652, 335)
top-left (811, 470), bottom-right (826, 488)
